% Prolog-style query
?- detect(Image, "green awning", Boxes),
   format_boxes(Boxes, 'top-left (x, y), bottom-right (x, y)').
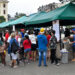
top-left (0, 16), bottom-right (27, 28)
top-left (25, 2), bottom-right (75, 25)
top-left (1, 3), bottom-right (75, 28)
top-left (0, 20), bottom-right (13, 28)
top-left (9, 16), bottom-right (27, 26)
top-left (25, 11), bottom-right (47, 25)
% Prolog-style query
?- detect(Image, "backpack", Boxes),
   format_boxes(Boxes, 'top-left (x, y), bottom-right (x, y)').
top-left (11, 39), bottom-right (19, 54)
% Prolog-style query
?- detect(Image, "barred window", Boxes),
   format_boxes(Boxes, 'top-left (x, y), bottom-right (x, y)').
top-left (3, 4), bottom-right (6, 8)
top-left (4, 10), bottom-right (6, 14)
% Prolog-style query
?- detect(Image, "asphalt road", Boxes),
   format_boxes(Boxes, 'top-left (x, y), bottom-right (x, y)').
top-left (0, 55), bottom-right (75, 75)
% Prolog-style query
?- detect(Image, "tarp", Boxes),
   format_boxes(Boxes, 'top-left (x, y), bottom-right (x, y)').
top-left (24, 11), bottom-right (46, 25)
top-left (0, 16), bottom-right (27, 28)
top-left (1, 2), bottom-right (75, 28)
top-left (0, 20), bottom-right (13, 28)
top-left (8, 16), bottom-right (27, 26)
top-left (25, 2), bottom-right (75, 25)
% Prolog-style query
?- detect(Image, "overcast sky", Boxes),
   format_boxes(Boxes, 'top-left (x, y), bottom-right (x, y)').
top-left (8, 0), bottom-right (60, 17)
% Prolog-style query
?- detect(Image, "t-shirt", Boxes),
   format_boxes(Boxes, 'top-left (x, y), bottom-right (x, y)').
top-left (5, 32), bottom-right (9, 41)
top-left (29, 34), bottom-right (36, 44)
top-left (73, 35), bottom-right (75, 46)
top-left (21, 32), bottom-right (24, 38)
top-left (7, 36), bottom-right (11, 43)
top-left (18, 38), bottom-right (21, 46)
top-left (46, 35), bottom-right (51, 46)
top-left (15, 35), bottom-right (19, 41)
top-left (23, 39), bottom-right (31, 49)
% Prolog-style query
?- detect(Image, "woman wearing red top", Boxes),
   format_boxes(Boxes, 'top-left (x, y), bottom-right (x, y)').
top-left (23, 35), bottom-right (31, 62)
top-left (5, 30), bottom-right (9, 41)
top-left (44, 31), bottom-right (51, 61)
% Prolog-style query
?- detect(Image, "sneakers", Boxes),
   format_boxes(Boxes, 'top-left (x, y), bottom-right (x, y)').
top-left (56, 63), bottom-right (60, 66)
top-left (44, 65), bottom-right (48, 67)
top-left (13, 65), bottom-right (18, 68)
top-left (51, 62), bottom-right (55, 65)
top-left (38, 64), bottom-right (41, 67)
top-left (38, 64), bottom-right (48, 67)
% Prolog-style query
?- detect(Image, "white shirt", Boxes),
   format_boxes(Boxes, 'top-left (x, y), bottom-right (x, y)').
top-left (18, 38), bottom-right (21, 46)
top-left (29, 34), bottom-right (36, 44)
top-left (7, 36), bottom-right (11, 43)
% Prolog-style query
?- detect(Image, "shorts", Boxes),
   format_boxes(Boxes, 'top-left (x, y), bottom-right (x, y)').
top-left (72, 46), bottom-right (75, 52)
top-left (11, 53), bottom-right (18, 60)
top-left (24, 48), bottom-right (31, 53)
top-left (31, 44), bottom-right (37, 51)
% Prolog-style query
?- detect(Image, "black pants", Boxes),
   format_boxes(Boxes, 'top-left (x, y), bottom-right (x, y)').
top-left (50, 49), bottom-right (58, 64)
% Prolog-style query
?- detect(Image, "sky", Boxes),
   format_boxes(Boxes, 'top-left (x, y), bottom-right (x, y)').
top-left (8, 0), bottom-right (60, 17)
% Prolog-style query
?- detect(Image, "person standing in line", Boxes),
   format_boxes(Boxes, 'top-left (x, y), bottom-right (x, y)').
top-left (18, 33), bottom-right (22, 47)
top-left (15, 30), bottom-right (19, 41)
top-left (49, 30), bottom-right (59, 66)
top-left (5, 30), bottom-right (9, 42)
top-left (37, 28), bottom-right (48, 67)
top-left (29, 31), bottom-right (37, 61)
top-left (70, 30), bottom-right (75, 61)
top-left (20, 29), bottom-right (25, 38)
top-left (44, 31), bottom-right (51, 61)
top-left (0, 40), bottom-right (6, 66)
top-left (23, 35), bottom-right (31, 64)
top-left (9, 33), bottom-right (19, 68)
top-left (50, 30), bottom-right (59, 66)
top-left (64, 28), bottom-right (70, 38)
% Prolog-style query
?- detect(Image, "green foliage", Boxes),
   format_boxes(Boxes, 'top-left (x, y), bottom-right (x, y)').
top-left (15, 12), bottom-right (26, 19)
top-left (0, 16), bottom-right (6, 23)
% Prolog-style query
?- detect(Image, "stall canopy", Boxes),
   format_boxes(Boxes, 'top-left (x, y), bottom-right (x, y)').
top-left (8, 16), bottom-right (27, 26)
top-left (0, 20), bottom-right (14, 28)
top-left (24, 11), bottom-right (46, 24)
top-left (25, 2), bottom-right (75, 25)
top-left (0, 2), bottom-right (75, 28)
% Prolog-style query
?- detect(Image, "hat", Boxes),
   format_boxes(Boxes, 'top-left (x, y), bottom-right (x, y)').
top-left (20, 29), bottom-right (24, 32)
top-left (40, 28), bottom-right (45, 34)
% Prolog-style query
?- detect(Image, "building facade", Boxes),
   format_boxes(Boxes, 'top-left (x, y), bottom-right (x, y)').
top-left (0, 0), bottom-right (9, 21)
top-left (38, 3), bottom-right (67, 12)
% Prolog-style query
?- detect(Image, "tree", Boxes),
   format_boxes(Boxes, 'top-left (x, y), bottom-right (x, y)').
top-left (0, 16), bottom-right (6, 23)
top-left (8, 14), bottom-right (11, 21)
top-left (15, 12), bottom-right (26, 19)
top-left (59, 0), bottom-right (75, 3)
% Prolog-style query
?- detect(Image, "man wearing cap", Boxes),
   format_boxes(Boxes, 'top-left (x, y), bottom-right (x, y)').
top-left (37, 28), bottom-right (48, 67)
top-left (20, 29), bottom-right (25, 38)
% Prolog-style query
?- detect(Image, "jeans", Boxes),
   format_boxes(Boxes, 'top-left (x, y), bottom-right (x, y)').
top-left (39, 51), bottom-right (47, 66)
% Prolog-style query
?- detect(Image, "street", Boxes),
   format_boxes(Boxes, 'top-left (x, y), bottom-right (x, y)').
top-left (0, 55), bottom-right (75, 75)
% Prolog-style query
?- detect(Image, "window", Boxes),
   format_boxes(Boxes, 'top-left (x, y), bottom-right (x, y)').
top-left (4, 10), bottom-right (6, 14)
top-left (3, 4), bottom-right (6, 8)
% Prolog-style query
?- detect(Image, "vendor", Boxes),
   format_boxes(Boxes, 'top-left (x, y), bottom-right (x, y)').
top-left (70, 29), bottom-right (75, 61)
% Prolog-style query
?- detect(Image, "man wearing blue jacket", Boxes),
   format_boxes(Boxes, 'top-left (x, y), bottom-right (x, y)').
top-left (37, 28), bottom-right (48, 67)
